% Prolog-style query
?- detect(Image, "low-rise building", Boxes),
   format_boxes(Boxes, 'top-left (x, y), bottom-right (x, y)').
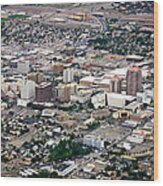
top-left (56, 161), bottom-right (77, 177)
top-left (42, 109), bottom-right (56, 117)
top-left (91, 92), bottom-right (106, 109)
top-left (126, 134), bottom-right (144, 144)
top-left (92, 109), bottom-right (111, 120)
top-left (122, 119), bottom-right (139, 129)
top-left (107, 93), bottom-right (136, 109)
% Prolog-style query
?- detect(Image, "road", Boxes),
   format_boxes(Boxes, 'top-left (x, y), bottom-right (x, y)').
top-left (7, 126), bottom-right (37, 148)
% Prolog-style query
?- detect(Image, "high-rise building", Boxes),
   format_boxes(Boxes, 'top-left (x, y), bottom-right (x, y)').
top-left (17, 79), bottom-right (36, 107)
top-left (20, 80), bottom-right (35, 101)
top-left (57, 84), bottom-right (71, 102)
top-left (126, 66), bottom-right (142, 96)
top-left (63, 68), bottom-right (74, 83)
top-left (111, 75), bottom-right (122, 93)
top-left (36, 82), bottom-right (52, 102)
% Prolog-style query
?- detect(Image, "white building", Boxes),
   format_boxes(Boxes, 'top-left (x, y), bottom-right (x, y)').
top-left (137, 91), bottom-right (152, 105)
top-left (17, 61), bottom-right (30, 74)
top-left (63, 68), bottom-right (74, 83)
top-left (18, 80), bottom-right (35, 106)
top-left (83, 135), bottom-right (105, 150)
top-left (42, 109), bottom-right (56, 117)
top-left (126, 134), bottom-right (144, 144)
top-left (91, 92), bottom-right (106, 109)
top-left (21, 80), bottom-right (35, 100)
top-left (106, 93), bottom-right (136, 108)
top-left (122, 119), bottom-right (139, 128)
top-left (117, 142), bottom-right (132, 150)
top-left (56, 161), bottom-right (77, 177)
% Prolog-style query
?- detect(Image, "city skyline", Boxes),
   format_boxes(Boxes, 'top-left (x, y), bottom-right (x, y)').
top-left (1, 1), bottom-right (157, 180)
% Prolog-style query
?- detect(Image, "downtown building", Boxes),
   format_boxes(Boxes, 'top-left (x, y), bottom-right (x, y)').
top-left (36, 82), bottom-right (52, 102)
top-left (17, 79), bottom-right (35, 107)
top-left (126, 66), bottom-right (142, 96)
top-left (63, 68), bottom-right (74, 83)
top-left (111, 75), bottom-right (122, 93)
top-left (57, 84), bottom-right (71, 103)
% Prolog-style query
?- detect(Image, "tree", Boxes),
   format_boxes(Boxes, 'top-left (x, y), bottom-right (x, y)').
top-left (49, 139), bottom-right (91, 161)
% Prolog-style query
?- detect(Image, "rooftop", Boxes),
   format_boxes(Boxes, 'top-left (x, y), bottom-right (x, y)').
top-left (129, 66), bottom-right (141, 72)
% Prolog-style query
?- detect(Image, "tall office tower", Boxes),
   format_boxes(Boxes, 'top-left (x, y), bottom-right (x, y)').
top-left (57, 84), bottom-right (71, 103)
top-left (126, 66), bottom-right (142, 96)
top-left (63, 68), bottom-right (74, 83)
top-left (111, 75), bottom-right (122, 93)
top-left (21, 80), bottom-right (36, 101)
top-left (36, 82), bottom-right (52, 102)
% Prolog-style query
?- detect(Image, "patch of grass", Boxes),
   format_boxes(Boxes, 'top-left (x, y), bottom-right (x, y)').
top-left (8, 14), bottom-right (28, 19)
top-left (1, 18), bottom-right (9, 22)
